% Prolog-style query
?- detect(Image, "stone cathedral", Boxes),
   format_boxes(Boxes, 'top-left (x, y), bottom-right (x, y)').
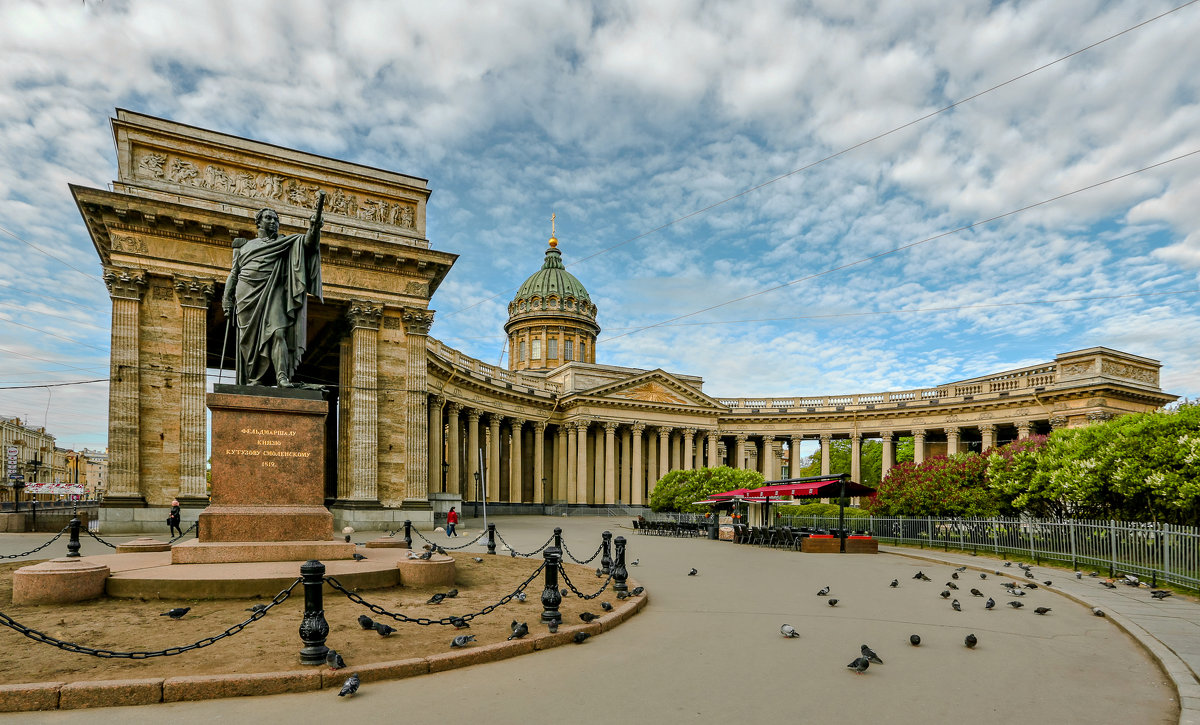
top-left (79, 111), bottom-right (1176, 533)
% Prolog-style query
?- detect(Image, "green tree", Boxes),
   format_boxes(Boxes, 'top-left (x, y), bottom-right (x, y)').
top-left (648, 466), bottom-right (765, 513)
top-left (864, 452), bottom-right (1000, 517)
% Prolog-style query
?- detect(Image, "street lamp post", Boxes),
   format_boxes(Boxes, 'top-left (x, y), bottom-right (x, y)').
top-left (442, 461), bottom-right (449, 492)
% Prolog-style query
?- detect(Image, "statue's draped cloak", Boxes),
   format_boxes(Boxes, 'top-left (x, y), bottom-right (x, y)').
top-left (228, 232), bottom-right (322, 385)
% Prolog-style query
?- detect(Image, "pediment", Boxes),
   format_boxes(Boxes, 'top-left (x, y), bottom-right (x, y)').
top-left (578, 370), bottom-right (726, 410)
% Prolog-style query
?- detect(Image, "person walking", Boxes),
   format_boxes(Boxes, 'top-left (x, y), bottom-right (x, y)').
top-left (446, 506), bottom-right (459, 537)
top-left (168, 499), bottom-right (183, 538)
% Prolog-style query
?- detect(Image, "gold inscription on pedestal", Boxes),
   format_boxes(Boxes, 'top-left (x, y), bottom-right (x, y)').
top-left (227, 428), bottom-right (310, 466)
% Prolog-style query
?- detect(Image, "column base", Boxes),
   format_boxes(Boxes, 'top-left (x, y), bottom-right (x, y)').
top-left (176, 495), bottom-right (209, 509)
top-left (100, 495), bottom-right (146, 508)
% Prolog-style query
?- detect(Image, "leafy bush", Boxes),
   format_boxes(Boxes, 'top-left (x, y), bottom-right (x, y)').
top-left (863, 452), bottom-right (1001, 517)
top-left (775, 502), bottom-right (869, 518)
top-left (648, 467), bottom-right (764, 513)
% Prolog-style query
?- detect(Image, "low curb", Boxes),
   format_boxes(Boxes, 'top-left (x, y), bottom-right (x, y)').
top-left (0, 581), bottom-right (647, 712)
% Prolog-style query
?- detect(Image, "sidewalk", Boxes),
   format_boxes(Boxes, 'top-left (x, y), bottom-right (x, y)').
top-left (882, 545), bottom-right (1200, 725)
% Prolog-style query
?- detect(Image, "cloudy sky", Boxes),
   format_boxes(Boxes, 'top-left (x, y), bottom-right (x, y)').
top-left (1, 0), bottom-right (1198, 451)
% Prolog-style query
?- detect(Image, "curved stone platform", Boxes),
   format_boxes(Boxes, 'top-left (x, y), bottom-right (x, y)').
top-left (115, 538), bottom-right (172, 554)
top-left (12, 558), bottom-right (110, 605)
top-left (395, 553), bottom-right (455, 587)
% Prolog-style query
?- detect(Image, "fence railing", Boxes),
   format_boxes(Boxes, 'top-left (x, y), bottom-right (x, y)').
top-left (776, 514), bottom-right (1200, 591)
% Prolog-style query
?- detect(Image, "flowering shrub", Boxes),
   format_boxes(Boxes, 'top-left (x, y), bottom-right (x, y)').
top-left (863, 452), bottom-right (1001, 517)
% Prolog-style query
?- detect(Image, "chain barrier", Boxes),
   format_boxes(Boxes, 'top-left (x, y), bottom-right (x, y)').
top-left (0, 577), bottom-right (302, 658)
top-left (560, 538), bottom-right (604, 565)
top-left (493, 531), bottom-right (554, 558)
top-left (325, 560), bottom-right (546, 626)
top-left (83, 529), bottom-right (119, 549)
top-left (0, 527), bottom-right (69, 560)
top-left (411, 527), bottom-right (488, 551)
top-left (168, 521), bottom-right (198, 544)
top-left (559, 563), bottom-right (613, 600)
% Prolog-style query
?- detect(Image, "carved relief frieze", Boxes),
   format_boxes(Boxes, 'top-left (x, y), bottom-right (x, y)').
top-left (110, 233), bottom-right (150, 255)
top-left (1100, 360), bottom-right (1157, 385)
top-left (133, 146), bottom-right (419, 231)
top-left (1060, 360), bottom-right (1096, 378)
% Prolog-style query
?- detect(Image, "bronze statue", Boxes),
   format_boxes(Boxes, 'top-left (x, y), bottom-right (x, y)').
top-left (222, 193), bottom-right (324, 387)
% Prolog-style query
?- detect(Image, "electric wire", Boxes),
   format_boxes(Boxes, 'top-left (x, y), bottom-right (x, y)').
top-left (0, 223), bottom-right (103, 283)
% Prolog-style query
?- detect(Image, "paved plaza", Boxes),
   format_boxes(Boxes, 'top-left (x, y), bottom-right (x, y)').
top-left (0, 515), bottom-right (1190, 724)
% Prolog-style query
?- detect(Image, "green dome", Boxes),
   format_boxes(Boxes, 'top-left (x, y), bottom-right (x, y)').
top-left (513, 246), bottom-right (592, 304)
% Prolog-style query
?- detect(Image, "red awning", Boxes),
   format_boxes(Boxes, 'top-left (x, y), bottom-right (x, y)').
top-left (742, 478), bottom-right (876, 498)
top-left (708, 488), bottom-right (753, 498)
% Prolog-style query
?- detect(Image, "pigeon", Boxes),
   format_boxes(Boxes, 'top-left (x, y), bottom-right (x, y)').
top-left (548, 621), bottom-right (559, 633)
top-left (472, 557), bottom-right (483, 563)
top-left (1023, 583), bottom-right (1039, 589)
top-left (427, 593), bottom-right (446, 605)
top-left (352, 553), bottom-right (367, 562)
top-left (1018, 563), bottom-right (1030, 571)
top-left (374, 622), bottom-right (395, 637)
top-left (580, 612), bottom-right (599, 623)
top-left (913, 571), bottom-right (931, 581)
top-left (1101, 580), bottom-right (1117, 589)
top-left (516, 592), bottom-right (527, 602)
top-left (357, 614), bottom-right (375, 630)
top-left (954, 566), bottom-right (967, 572)
top-left (1025, 570), bottom-right (1035, 579)
top-left (1010, 589), bottom-right (1026, 597)
top-left (631, 586), bottom-right (645, 596)
top-left (909, 634), bottom-right (921, 646)
top-left (574, 632), bottom-right (591, 644)
top-left (946, 582), bottom-right (959, 590)
top-left (245, 604), bottom-right (267, 614)
top-left (450, 635), bottom-right (476, 648)
top-left (1001, 582), bottom-right (1017, 589)
top-left (338, 674), bottom-right (360, 697)
top-left (827, 598), bottom-right (839, 607)
top-left (1092, 607), bottom-right (1106, 617)
top-left (970, 588), bottom-right (984, 597)
top-left (940, 590), bottom-right (951, 599)
top-left (450, 617), bottom-right (470, 629)
top-left (160, 607), bottom-right (190, 619)
top-left (1151, 590), bottom-right (1172, 600)
top-left (617, 591), bottom-right (629, 600)
top-left (688, 568), bottom-right (698, 576)
top-left (1088, 571), bottom-right (1100, 577)
top-left (964, 633), bottom-right (978, 649)
top-left (861, 644), bottom-right (883, 664)
top-left (595, 568), bottom-right (604, 578)
top-left (951, 572), bottom-right (959, 580)
top-left (510, 550), bottom-right (517, 558)
top-left (1004, 561), bottom-right (1012, 567)
top-left (417, 550), bottom-right (433, 560)
top-left (326, 650), bottom-right (346, 669)
top-left (817, 586), bottom-right (830, 596)
top-left (781, 624), bottom-right (800, 638)
top-left (631, 558), bottom-right (640, 566)
top-left (560, 588), bottom-right (570, 598)
top-left (889, 579), bottom-right (898, 588)
top-left (847, 657), bottom-right (870, 674)
top-left (1124, 574), bottom-right (1140, 586)
top-left (436, 546), bottom-right (447, 556)
top-left (985, 597), bottom-right (995, 610)
top-left (951, 599), bottom-right (961, 612)
top-left (1076, 571), bottom-right (1083, 579)
top-left (1008, 600), bottom-right (1024, 609)
top-left (508, 621), bottom-right (529, 640)
top-left (446, 589), bottom-right (458, 598)
top-left (600, 601), bottom-right (613, 611)
top-left (980, 573), bottom-right (987, 579)
top-left (1034, 607), bottom-right (1052, 615)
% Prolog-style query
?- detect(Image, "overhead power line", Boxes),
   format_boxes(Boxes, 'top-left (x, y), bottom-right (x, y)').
top-left (0, 223), bottom-right (104, 283)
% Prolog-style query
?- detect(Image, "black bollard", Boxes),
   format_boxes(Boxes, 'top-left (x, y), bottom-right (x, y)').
top-left (487, 523), bottom-right (497, 555)
top-left (66, 511), bottom-right (81, 558)
top-left (298, 560), bottom-right (330, 665)
top-left (403, 520), bottom-right (412, 548)
top-left (541, 546), bottom-right (563, 625)
top-left (613, 535), bottom-right (628, 594)
top-left (601, 530), bottom-right (613, 575)
top-left (553, 527), bottom-right (562, 550)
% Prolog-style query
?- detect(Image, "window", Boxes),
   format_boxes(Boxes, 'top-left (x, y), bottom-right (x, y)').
top-left (565, 339), bottom-right (573, 361)
top-left (548, 338), bottom-right (558, 360)
top-left (531, 338), bottom-right (542, 360)
top-left (580, 342), bottom-right (586, 361)
top-left (518, 340), bottom-right (525, 362)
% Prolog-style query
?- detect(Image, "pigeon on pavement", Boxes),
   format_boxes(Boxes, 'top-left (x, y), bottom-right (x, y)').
top-left (352, 553), bottom-right (367, 561)
top-left (1024, 583), bottom-right (1038, 589)
top-left (450, 617), bottom-right (470, 629)
top-left (427, 593), bottom-right (446, 605)
top-left (548, 621), bottom-right (559, 633)
top-left (617, 591), bottom-right (628, 600)
top-left (472, 557), bottom-right (484, 563)
top-left (417, 550), bottom-right (433, 560)
top-left (1010, 588), bottom-right (1027, 596)
top-left (560, 588), bottom-right (569, 598)
top-left (446, 589), bottom-right (458, 598)
top-left (847, 657), bottom-right (870, 674)
top-left (955, 566), bottom-right (967, 572)
top-left (574, 632), bottom-right (591, 644)
top-left (889, 579), bottom-right (899, 588)
top-left (1092, 607), bottom-right (1106, 617)
top-left (985, 597), bottom-right (996, 610)
top-left (979, 573), bottom-right (987, 579)
top-left (160, 607), bottom-right (190, 619)
top-left (338, 674), bottom-right (360, 697)
top-left (245, 604), bottom-right (267, 614)
top-left (827, 598), bottom-right (839, 607)
top-left (970, 588), bottom-right (984, 597)
top-left (600, 601), bottom-right (613, 611)
top-left (951, 599), bottom-right (961, 612)
top-left (508, 621), bottom-right (529, 640)
top-left (631, 558), bottom-right (640, 566)
top-left (631, 586), bottom-right (645, 596)
top-left (861, 644), bottom-right (883, 664)
top-left (688, 568), bottom-right (698, 576)
top-left (909, 634), bottom-right (921, 646)
top-left (965, 633), bottom-right (978, 648)
top-left (781, 624), bottom-right (800, 638)
top-left (450, 635), bottom-right (476, 648)
top-left (516, 592), bottom-right (527, 602)
top-left (595, 568), bottom-right (604, 578)
top-left (580, 612), bottom-right (599, 623)
top-left (1076, 571), bottom-right (1083, 579)
top-left (951, 572), bottom-right (959, 580)
top-left (358, 614), bottom-right (375, 630)
top-left (940, 590), bottom-right (951, 599)
top-left (1151, 590), bottom-right (1172, 600)
top-left (1101, 580), bottom-right (1117, 589)
top-left (817, 586), bottom-right (830, 596)
top-left (1034, 607), bottom-right (1052, 615)
top-left (326, 650), bottom-right (346, 669)
top-left (914, 571), bottom-right (931, 581)
top-left (946, 582), bottom-right (959, 590)
top-left (374, 622), bottom-right (395, 637)
top-left (1008, 601), bottom-right (1024, 609)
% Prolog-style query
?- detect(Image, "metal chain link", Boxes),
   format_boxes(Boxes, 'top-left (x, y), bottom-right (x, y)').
top-left (168, 521), bottom-right (198, 544)
top-left (560, 538), bottom-right (604, 565)
top-left (558, 563), bottom-right (613, 600)
top-left (0, 577), bottom-right (301, 658)
top-left (0, 527), bottom-right (69, 560)
top-left (325, 560), bottom-right (546, 626)
top-left (411, 528), bottom-right (488, 551)
top-left (83, 529), bottom-right (119, 549)
top-left (493, 531), bottom-right (554, 558)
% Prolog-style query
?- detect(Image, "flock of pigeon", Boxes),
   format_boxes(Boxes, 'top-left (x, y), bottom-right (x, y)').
top-left (1078, 569), bottom-right (1173, 600)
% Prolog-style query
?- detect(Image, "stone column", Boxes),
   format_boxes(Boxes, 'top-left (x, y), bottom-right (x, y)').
top-left (337, 338), bottom-right (352, 498)
top-left (446, 403), bottom-right (462, 496)
top-left (428, 394), bottom-right (443, 493)
top-left (592, 427), bottom-right (604, 504)
top-left (1017, 421), bottom-right (1032, 440)
top-left (734, 434), bottom-right (747, 470)
top-left (790, 435), bottom-right (803, 478)
top-left (619, 426), bottom-right (632, 503)
top-left (555, 426), bottom-right (568, 502)
top-left (945, 426), bottom-right (961, 456)
top-left (508, 418), bottom-right (523, 503)
top-left (576, 421), bottom-right (590, 505)
top-left (347, 303), bottom-right (382, 501)
top-left (533, 422), bottom-right (546, 505)
top-left (850, 433), bottom-right (862, 482)
top-left (646, 428), bottom-right (658, 487)
top-left (658, 427), bottom-right (673, 480)
top-left (980, 424), bottom-right (996, 452)
top-left (173, 277), bottom-right (213, 501)
top-left (707, 431), bottom-right (720, 469)
top-left (466, 410), bottom-right (481, 502)
top-left (819, 434), bottom-right (831, 476)
top-left (913, 430), bottom-right (927, 464)
top-left (631, 423), bottom-right (645, 506)
top-left (488, 414), bottom-right (502, 502)
top-left (566, 423), bottom-right (578, 504)
top-left (682, 428), bottom-right (696, 471)
top-left (103, 269), bottom-right (147, 501)
top-left (604, 422), bottom-right (618, 505)
top-left (881, 431), bottom-right (895, 479)
top-left (401, 307), bottom-right (434, 503)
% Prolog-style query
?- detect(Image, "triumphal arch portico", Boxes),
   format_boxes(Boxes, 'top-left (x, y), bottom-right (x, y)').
top-left (77, 111), bottom-right (1176, 533)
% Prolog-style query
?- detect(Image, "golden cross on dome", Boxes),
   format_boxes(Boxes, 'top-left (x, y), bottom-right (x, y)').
top-left (551, 213), bottom-right (556, 237)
